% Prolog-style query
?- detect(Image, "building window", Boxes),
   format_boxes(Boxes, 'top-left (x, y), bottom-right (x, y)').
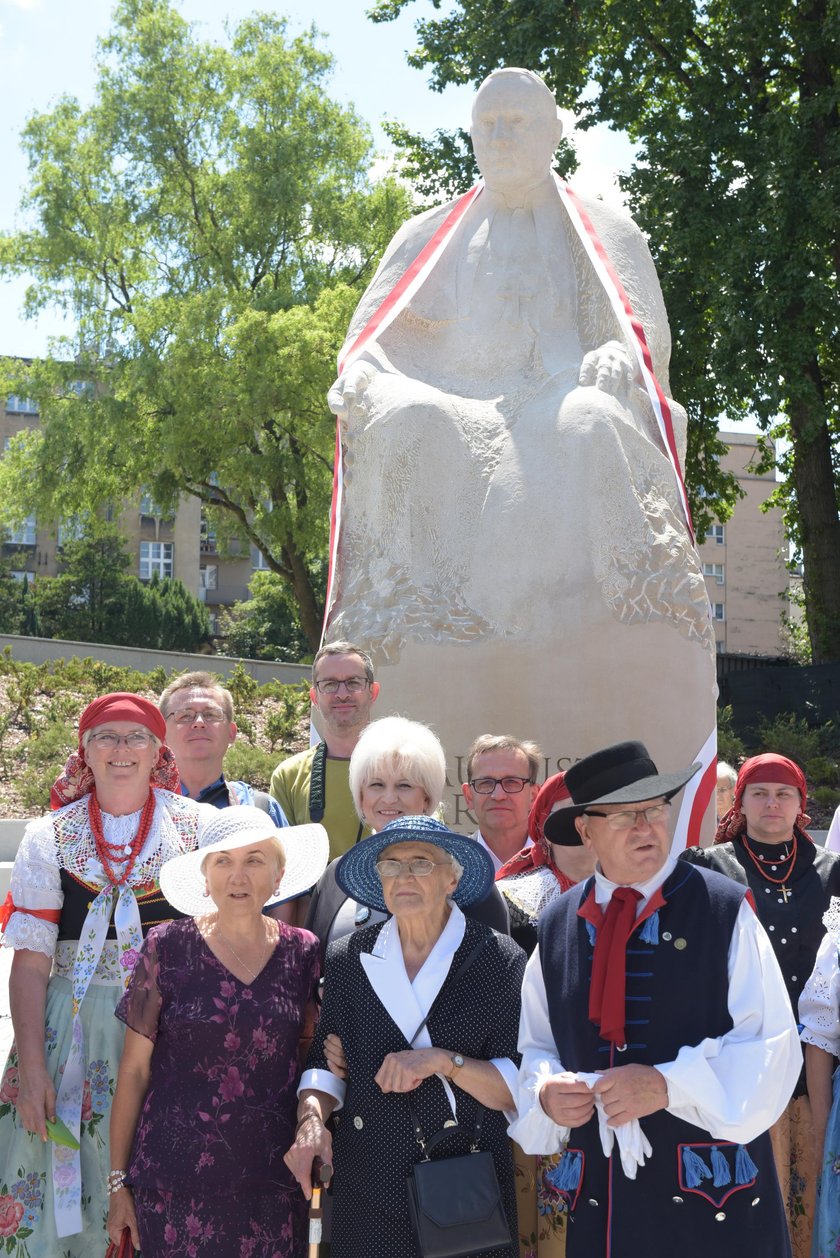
top-left (200, 513), bottom-right (217, 553)
top-left (251, 545), bottom-right (270, 570)
top-left (6, 516), bottom-right (36, 546)
top-left (11, 570), bottom-right (30, 582)
top-left (712, 603), bottom-right (725, 621)
top-left (706, 524), bottom-right (725, 545)
top-left (702, 562), bottom-right (725, 585)
top-left (57, 517), bottom-right (84, 548)
top-left (198, 565), bottom-right (218, 601)
top-left (6, 396), bottom-right (38, 415)
top-left (715, 640), bottom-right (724, 654)
top-left (140, 541), bottom-right (173, 579)
top-left (139, 491), bottom-right (173, 519)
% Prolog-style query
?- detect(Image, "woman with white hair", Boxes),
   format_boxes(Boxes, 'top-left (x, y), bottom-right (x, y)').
top-left (306, 716), bottom-right (508, 948)
top-left (105, 807), bottom-right (328, 1257)
top-left (286, 815), bottom-right (525, 1257)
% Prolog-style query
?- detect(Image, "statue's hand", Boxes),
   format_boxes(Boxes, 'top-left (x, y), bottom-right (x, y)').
top-left (578, 341), bottom-right (634, 402)
top-left (327, 362), bottom-right (375, 428)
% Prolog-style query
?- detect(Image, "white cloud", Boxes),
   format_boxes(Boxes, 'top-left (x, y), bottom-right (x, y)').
top-left (0, 0), bottom-right (42, 10)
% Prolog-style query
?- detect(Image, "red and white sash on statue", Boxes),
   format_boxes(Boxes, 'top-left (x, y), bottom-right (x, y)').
top-left (321, 178), bottom-right (715, 843)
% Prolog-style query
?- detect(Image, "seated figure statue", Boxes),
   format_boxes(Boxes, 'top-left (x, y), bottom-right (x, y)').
top-left (325, 67), bottom-right (715, 838)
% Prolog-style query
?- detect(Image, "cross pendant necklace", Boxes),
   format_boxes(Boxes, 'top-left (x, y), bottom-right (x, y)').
top-left (779, 884), bottom-right (792, 903)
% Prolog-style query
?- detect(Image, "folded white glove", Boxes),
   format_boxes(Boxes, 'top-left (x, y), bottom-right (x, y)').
top-left (576, 1072), bottom-right (653, 1180)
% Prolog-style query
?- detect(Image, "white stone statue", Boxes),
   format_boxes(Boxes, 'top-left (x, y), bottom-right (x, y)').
top-left (324, 68), bottom-right (717, 842)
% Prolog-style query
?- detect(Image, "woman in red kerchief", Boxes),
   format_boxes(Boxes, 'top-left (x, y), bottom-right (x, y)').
top-left (682, 752), bottom-right (840, 1258)
top-left (0, 692), bottom-right (214, 1256)
top-left (497, 774), bottom-right (595, 1258)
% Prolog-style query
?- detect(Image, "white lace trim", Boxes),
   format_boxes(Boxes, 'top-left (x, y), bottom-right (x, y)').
top-left (799, 931), bottom-right (840, 1056)
top-left (3, 791), bottom-right (212, 953)
top-left (823, 894), bottom-right (840, 943)
top-left (497, 865), bottom-right (565, 922)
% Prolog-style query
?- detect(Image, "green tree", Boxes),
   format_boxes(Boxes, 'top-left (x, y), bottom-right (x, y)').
top-left (0, 0), bottom-right (413, 651)
top-left (371, 0), bottom-right (840, 661)
top-left (218, 568), bottom-right (322, 662)
top-left (0, 564), bottom-right (40, 636)
top-left (32, 520), bottom-right (210, 649)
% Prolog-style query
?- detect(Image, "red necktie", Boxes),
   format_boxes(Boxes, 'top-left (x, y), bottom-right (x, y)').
top-left (589, 886), bottom-right (643, 1047)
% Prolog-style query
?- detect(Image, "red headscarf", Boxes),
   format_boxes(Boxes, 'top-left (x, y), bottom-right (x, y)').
top-left (713, 752), bottom-right (811, 845)
top-left (496, 772), bottom-right (575, 888)
top-left (50, 692), bottom-right (179, 809)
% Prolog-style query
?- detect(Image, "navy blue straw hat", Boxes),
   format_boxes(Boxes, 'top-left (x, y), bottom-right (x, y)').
top-left (335, 815), bottom-right (495, 914)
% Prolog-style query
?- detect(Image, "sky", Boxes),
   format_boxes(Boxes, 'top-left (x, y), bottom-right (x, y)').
top-left (0, 0), bottom-right (636, 358)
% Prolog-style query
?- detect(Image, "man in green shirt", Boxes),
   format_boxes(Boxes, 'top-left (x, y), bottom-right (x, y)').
top-left (270, 641), bottom-right (380, 865)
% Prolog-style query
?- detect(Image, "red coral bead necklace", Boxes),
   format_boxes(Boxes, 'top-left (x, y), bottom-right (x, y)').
top-left (88, 790), bottom-right (156, 886)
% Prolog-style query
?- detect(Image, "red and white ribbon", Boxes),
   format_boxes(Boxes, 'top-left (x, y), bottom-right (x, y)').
top-left (671, 725), bottom-right (718, 852)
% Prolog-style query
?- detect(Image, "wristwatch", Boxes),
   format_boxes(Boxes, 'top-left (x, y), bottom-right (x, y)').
top-left (449, 1053), bottom-right (465, 1078)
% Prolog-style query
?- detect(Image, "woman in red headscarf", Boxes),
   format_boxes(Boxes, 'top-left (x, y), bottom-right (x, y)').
top-left (682, 752), bottom-right (840, 1258)
top-left (0, 692), bottom-right (214, 1256)
top-left (497, 774), bottom-right (595, 1258)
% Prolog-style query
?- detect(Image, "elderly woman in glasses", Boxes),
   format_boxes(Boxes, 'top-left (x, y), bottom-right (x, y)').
top-left (0, 692), bottom-right (214, 1255)
top-left (285, 814), bottom-right (526, 1258)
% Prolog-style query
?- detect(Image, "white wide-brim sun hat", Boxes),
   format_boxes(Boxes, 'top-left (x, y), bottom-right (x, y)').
top-left (159, 805), bottom-right (329, 917)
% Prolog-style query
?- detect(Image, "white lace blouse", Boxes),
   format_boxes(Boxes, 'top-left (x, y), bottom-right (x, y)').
top-left (2, 791), bottom-right (212, 958)
top-left (799, 922), bottom-right (840, 1056)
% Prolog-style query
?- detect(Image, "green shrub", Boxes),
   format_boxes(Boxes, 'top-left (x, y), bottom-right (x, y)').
top-left (812, 786), bottom-right (840, 811)
top-left (755, 713), bottom-right (822, 765)
top-left (223, 742), bottom-right (278, 793)
top-left (805, 756), bottom-right (838, 788)
top-left (716, 705), bottom-right (746, 767)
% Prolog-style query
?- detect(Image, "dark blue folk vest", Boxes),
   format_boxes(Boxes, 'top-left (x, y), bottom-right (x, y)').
top-left (537, 862), bottom-right (790, 1258)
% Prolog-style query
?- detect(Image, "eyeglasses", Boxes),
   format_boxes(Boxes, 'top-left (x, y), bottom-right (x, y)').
top-left (469, 776), bottom-right (534, 795)
top-left (89, 731), bottom-right (154, 750)
top-left (167, 706), bottom-right (227, 725)
top-left (375, 858), bottom-right (452, 878)
top-left (314, 677), bottom-right (370, 696)
top-left (583, 802), bottom-right (671, 832)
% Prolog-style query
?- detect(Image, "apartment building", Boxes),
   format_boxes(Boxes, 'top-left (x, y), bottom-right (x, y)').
top-left (698, 430), bottom-right (789, 656)
top-left (2, 394), bottom-right (257, 630)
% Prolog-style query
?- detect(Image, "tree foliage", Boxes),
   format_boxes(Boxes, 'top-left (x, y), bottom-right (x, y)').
top-left (0, 0), bottom-right (414, 651)
top-left (372, 0), bottom-right (840, 660)
top-left (28, 520), bottom-right (210, 650)
top-left (218, 568), bottom-right (323, 662)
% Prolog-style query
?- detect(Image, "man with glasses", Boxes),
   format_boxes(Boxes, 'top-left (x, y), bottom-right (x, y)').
top-left (509, 740), bottom-right (800, 1258)
top-left (462, 734), bottom-right (541, 872)
top-left (270, 641), bottom-right (380, 859)
top-left (159, 671), bottom-right (286, 827)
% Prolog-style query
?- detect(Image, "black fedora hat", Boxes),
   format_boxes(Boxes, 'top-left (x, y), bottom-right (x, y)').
top-left (543, 741), bottom-right (700, 843)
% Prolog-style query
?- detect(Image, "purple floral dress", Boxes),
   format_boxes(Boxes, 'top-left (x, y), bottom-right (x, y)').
top-left (115, 918), bottom-right (319, 1258)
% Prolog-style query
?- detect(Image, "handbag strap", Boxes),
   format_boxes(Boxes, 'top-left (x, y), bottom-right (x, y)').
top-left (405, 935), bottom-right (488, 1158)
top-left (406, 936), bottom-right (486, 1048)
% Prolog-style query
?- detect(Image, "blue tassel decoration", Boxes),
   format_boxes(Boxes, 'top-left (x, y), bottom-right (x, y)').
top-left (639, 911), bottom-right (659, 945)
top-left (585, 920), bottom-right (597, 947)
top-left (549, 1150), bottom-right (583, 1193)
top-left (711, 1145), bottom-right (731, 1187)
top-left (682, 1147), bottom-right (712, 1188)
top-left (735, 1144), bottom-right (759, 1184)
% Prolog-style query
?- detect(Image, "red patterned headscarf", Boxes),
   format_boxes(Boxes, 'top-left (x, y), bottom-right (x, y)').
top-left (496, 772), bottom-right (574, 887)
top-left (50, 692), bottom-right (179, 809)
top-left (713, 753), bottom-right (811, 845)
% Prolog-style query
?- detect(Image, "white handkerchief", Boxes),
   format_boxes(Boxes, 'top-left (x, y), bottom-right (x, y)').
top-left (575, 1071), bottom-right (653, 1180)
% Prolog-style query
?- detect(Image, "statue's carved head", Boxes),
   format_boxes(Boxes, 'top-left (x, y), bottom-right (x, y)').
top-left (471, 68), bottom-right (563, 194)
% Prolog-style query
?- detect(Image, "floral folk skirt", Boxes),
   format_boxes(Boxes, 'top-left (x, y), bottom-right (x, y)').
top-left (0, 974), bottom-right (123, 1257)
top-left (513, 1142), bottom-right (567, 1258)
top-left (769, 1093), bottom-right (817, 1258)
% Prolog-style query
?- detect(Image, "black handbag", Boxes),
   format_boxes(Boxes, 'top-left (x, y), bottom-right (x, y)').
top-left (403, 938), bottom-right (511, 1258)
top-left (405, 1104), bottom-right (511, 1258)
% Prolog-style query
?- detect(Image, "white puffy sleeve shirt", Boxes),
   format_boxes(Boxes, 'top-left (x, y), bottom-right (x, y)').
top-left (799, 930), bottom-right (840, 1056)
top-left (509, 862), bottom-right (802, 1154)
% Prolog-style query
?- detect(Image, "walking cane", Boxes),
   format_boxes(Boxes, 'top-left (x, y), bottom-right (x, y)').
top-left (308, 1157), bottom-right (333, 1258)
